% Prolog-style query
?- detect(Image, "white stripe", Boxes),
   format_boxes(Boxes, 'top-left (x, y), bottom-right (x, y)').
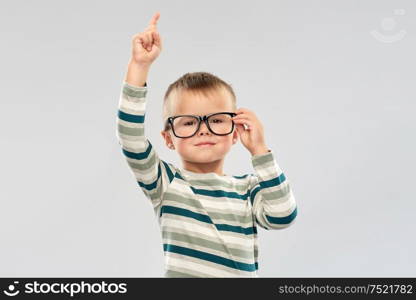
top-left (264, 191), bottom-right (296, 210)
top-left (161, 215), bottom-right (255, 249)
top-left (132, 169), bottom-right (158, 182)
top-left (163, 225), bottom-right (254, 253)
top-left (119, 138), bottom-right (147, 152)
top-left (252, 163), bottom-right (283, 180)
top-left (119, 98), bottom-right (146, 112)
top-left (162, 199), bottom-right (252, 228)
top-left (166, 253), bottom-right (255, 277)
top-left (263, 195), bottom-right (297, 217)
top-left (183, 176), bottom-right (249, 193)
top-left (163, 238), bottom-right (255, 264)
top-left (117, 118), bottom-right (145, 128)
top-left (168, 182), bottom-right (249, 214)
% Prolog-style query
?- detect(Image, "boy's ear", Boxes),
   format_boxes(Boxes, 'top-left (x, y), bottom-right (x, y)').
top-left (160, 130), bottom-right (170, 143)
top-left (161, 130), bottom-right (175, 149)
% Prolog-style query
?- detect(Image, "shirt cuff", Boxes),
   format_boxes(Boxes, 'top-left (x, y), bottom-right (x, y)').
top-left (251, 149), bottom-right (283, 180)
top-left (122, 81), bottom-right (147, 90)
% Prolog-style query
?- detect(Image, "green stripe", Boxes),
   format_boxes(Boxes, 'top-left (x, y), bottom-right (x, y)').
top-left (252, 152), bottom-right (274, 167)
top-left (164, 269), bottom-right (199, 278)
top-left (253, 159), bottom-right (275, 170)
top-left (164, 244), bottom-right (256, 272)
top-left (207, 210), bottom-right (252, 225)
top-left (186, 178), bottom-right (248, 194)
top-left (162, 231), bottom-right (253, 260)
top-left (118, 123), bottom-right (144, 136)
top-left (127, 150), bottom-right (156, 171)
top-left (122, 84), bottom-right (147, 98)
top-left (263, 184), bottom-right (291, 200)
top-left (165, 266), bottom-right (218, 278)
top-left (163, 191), bottom-right (252, 225)
top-left (161, 206), bottom-right (256, 235)
top-left (163, 191), bottom-right (206, 210)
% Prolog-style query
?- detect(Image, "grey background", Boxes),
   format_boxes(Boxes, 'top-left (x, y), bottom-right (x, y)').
top-left (1, 0), bottom-right (415, 277)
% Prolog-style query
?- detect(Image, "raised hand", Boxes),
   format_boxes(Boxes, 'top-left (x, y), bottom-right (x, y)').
top-left (231, 108), bottom-right (270, 156)
top-left (130, 12), bottom-right (163, 66)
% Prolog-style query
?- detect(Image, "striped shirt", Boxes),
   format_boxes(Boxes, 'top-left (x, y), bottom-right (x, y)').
top-left (116, 81), bottom-right (298, 277)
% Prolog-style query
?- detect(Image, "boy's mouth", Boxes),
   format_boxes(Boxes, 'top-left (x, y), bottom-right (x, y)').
top-left (195, 142), bottom-right (216, 146)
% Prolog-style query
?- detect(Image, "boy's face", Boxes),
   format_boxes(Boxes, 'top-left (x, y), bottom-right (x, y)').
top-left (161, 88), bottom-right (238, 165)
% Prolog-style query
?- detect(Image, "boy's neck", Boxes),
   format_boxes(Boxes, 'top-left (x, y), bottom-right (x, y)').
top-left (181, 158), bottom-right (226, 176)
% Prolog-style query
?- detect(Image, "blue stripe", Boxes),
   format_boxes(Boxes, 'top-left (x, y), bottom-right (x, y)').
top-left (137, 160), bottom-right (174, 190)
top-left (266, 207), bottom-right (298, 224)
top-left (255, 216), bottom-right (269, 230)
top-left (162, 161), bottom-right (175, 183)
top-left (137, 163), bottom-right (161, 191)
top-left (216, 223), bottom-right (257, 235)
top-left (249, 173), bottom-right (286, 205)
top-left (175, 172), bottom-right (185, 180)
top-left (122, 140), bottom-right (152, 160)
top-left (249, 186), bottom-right (261, 206)
top-left (161, 205), bottom-right (212, 223)
top-left (118, 109), bottom-right (145, 123)
top-left (191, 187), bottom-right (249, 201)
top-left (163, 244), bottom-right (257, 272)
top-left (260, 173), bottom-right (286, 188)
top-left (160, 205), bottom-right (256, 235)
top-left (233, 174), bottom-right (249, 179)
top-left (122, 143), bottom-right (175, 191)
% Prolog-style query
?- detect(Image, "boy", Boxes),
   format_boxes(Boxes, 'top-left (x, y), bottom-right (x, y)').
top-left (116, 12), bottom-right (298, 277)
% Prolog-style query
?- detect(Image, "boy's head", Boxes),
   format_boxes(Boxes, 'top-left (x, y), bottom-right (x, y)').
top-left (160, 72), bottom-right (239, 166)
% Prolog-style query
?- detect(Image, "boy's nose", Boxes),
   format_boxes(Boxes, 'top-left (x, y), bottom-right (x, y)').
top-left (197, 121), bottom-right (211, 135)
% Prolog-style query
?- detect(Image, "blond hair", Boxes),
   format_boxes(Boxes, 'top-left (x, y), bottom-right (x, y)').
top-left (162, 72), bottom-right (237, 131)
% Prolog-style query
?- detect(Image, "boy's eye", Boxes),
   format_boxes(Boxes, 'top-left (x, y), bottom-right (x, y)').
top-left (211, 118), bottom-right (223, 123)
top-left (184, 121), bottom-right (195, 126)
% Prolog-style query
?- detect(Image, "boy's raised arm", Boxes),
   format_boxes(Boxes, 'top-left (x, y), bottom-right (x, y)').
top-left (116, 13), bottom-right (177, 213)
top-left (124, 60), bottom-right (150, 87)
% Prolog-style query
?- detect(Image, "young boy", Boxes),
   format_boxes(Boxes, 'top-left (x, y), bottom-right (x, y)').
top-left (116, 12), bottom-right (298, 277)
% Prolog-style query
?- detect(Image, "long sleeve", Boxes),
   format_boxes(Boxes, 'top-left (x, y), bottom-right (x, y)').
top-left (248, 150), bottom-right (298, 230)
top-left (116, 81), bottom-right (178, 211)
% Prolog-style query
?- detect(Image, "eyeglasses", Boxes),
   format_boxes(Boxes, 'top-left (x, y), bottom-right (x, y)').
top-left (165, 112), bottom-right (237, 138)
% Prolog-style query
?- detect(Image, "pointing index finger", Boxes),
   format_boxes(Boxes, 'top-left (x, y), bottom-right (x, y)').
top-left (148, 12), bottom-right (160, 28)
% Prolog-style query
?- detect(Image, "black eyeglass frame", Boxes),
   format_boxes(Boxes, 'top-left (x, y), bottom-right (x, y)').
top-left (165, 112), bottom-right (237, 138)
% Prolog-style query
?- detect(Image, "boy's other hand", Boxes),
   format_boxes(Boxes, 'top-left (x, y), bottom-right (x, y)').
top-left (231, 108), bottom-right (269, 156)
top-left (130, 12), bottom-right (162, 66)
